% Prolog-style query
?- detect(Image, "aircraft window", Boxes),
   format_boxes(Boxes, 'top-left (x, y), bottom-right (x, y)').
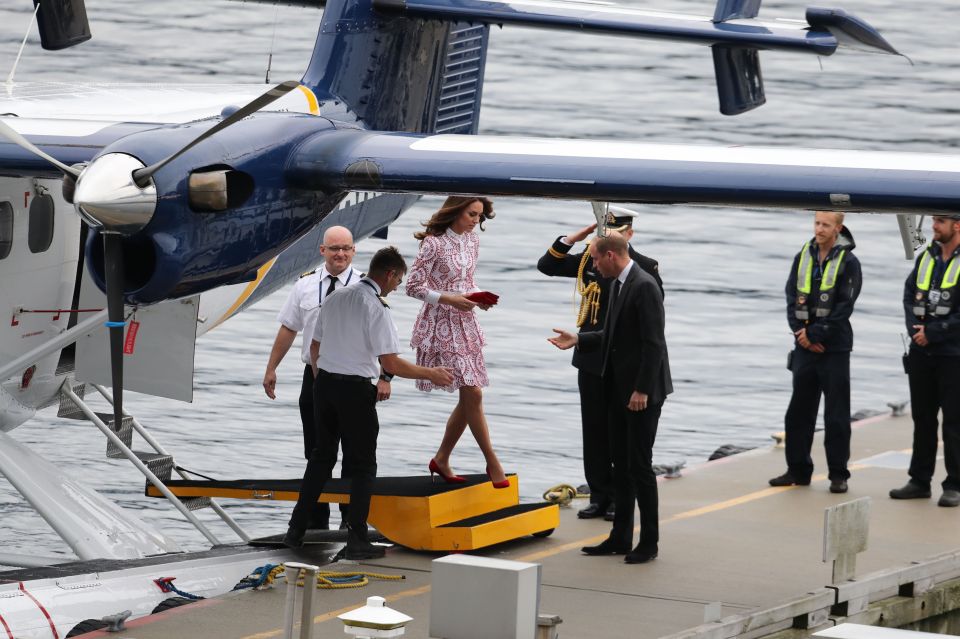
top-left (28, 194), bottom-right (55, 254)
top-left (0, 202), bottom-right (11, 259)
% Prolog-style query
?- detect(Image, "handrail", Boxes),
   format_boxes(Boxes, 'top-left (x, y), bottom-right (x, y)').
top-left (61, 385), bottom-right (222, 548)
top-left (0, 309), bottom-right (107, 382)
top-left (91, 383), bottom-right (251, 543)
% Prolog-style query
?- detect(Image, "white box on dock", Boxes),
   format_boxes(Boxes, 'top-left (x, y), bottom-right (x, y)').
top-left (430, 554), bottom-right (541, 639)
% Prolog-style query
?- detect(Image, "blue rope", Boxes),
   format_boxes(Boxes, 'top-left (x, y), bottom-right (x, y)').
top-left (233, 564), bottom-right (278, 591)
top-left (157, 579), bottom-right (203, 600)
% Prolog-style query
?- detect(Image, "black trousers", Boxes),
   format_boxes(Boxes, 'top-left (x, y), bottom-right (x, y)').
top-left (578, 369), bottom-right (614, 506)
top-left (784, 349), bottom-right (851, 482)
top-left (300, 366), bottom-right (350, 526)
top-left (289, 373), bottom-right (378, 533)
top-left (907, 351), bottom-right (960, 491)
top-left (605, 379), bottom-right (660, 552)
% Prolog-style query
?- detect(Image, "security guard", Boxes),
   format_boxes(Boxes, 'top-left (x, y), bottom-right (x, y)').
top-left (537, 206), bottom-right (662, 519)
top-left (263, 225), bottom-right (365, 529)
top-left (771, 211), bottom-right (861, 494)
top-left (283, 247), bottom-right (453, 558)
top-left (891, 214), bottom-right (960, 508)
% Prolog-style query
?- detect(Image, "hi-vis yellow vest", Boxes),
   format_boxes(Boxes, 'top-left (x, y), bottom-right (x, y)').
top-left (912, 249), bottom-right (960, 318)
top-left (795, 241), bottom-right (847, 321)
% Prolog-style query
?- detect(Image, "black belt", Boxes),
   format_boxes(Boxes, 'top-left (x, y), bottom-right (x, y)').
top-left (317, 369), bottom-right (371, 383)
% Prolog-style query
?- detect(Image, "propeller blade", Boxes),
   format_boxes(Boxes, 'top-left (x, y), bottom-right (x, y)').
top-left (0, 119), bottom-right (82, 178)
top-left (102, 232), bottom-right (126, 433)
top-left (132, 80), bottom-right (301, 186)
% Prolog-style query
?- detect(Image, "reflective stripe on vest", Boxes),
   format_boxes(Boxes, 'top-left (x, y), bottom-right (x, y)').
top-left (795, 242), bottom-right (847, 320)
top-left (914, 250), bottom-right (960, 317)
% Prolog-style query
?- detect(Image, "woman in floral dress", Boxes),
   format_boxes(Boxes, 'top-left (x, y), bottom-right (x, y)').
top-left (406, 196), bottom-right (508, 487)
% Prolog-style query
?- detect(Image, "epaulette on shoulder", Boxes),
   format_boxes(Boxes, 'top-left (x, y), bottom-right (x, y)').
top-left (298, 269), bottom-right (317, 279)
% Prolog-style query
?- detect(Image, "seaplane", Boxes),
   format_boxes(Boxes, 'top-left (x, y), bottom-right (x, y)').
top-left (0, 0), bottom-right (949, 634)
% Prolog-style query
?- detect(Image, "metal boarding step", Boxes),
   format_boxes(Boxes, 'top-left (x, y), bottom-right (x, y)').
top-left (55, 384), bottom-right (209, 508)
top-left (56, 383), bottom-right (239, 541)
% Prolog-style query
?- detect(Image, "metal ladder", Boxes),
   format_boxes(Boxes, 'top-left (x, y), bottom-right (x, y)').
top-left (57, 381), bottom-right (251, 546)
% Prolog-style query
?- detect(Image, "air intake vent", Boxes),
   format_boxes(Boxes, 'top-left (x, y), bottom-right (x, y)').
top-left (433, 23), bottom-right (489, 135)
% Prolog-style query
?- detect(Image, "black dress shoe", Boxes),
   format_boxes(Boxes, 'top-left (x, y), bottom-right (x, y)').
top-left (769, 472), bottom-right (811, 487)
top-left (829, 479), bottom-right (848, 494)
top-left (624, 546), bottom-right (658, 564)
top-left (603, 504), bottom-right (615, 521)
top-left (581, 538), bottom-right (631, 555)
top-left (889, 481), bottom-right (931, 500)
top-left (577, 503), bottom-right (607, 519)
top-left (344, 539), bottom-right (386, 560)
top-left (282, 527), bottom-right (305, 549)
top-left (938, 489), bottom-right (960, 507)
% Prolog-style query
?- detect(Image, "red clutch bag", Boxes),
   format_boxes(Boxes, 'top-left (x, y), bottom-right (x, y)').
top-left (466, 291), bottom-right (499, 306)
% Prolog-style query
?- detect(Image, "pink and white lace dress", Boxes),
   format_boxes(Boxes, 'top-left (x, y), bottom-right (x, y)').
top-left (406, 228), bottom-right (488, 392)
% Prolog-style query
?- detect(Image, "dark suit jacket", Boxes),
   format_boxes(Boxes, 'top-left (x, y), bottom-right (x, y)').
top-left (578, 263), bottom-right (673, 406)
top-left (537, 237), bottom-right (663, 375)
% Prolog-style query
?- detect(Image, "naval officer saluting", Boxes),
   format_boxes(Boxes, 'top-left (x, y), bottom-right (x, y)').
top-left (284, 247), bottom-right (454, 559)
top-left (537, 206), bottom-right (662, 520)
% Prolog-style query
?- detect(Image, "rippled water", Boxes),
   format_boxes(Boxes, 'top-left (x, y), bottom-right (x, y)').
top-left (0, 0), bottom-right (956, 559)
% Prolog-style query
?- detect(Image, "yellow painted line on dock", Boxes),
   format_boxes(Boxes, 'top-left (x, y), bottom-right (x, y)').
top-left (241, 472), bottom-right (840, 638)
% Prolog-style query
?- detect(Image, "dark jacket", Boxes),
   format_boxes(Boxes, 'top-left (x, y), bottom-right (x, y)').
top-left (785, 227), bottom-right (861, 353)
top-left (537, 236), bottom-right (662, 375)
top-left (903, 242), bottom-right (960, 357)
top-left (578, 264), bottom-right (673, 406)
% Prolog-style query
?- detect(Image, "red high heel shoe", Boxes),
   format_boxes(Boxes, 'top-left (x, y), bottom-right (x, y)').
top-left (487, 466), bottom-right (510, 489)
top-left (429, 459), bottom-right (466, 484)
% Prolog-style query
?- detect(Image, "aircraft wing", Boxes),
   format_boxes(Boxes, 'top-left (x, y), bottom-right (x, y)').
top-left (288, 130), bottom-right (960, 214)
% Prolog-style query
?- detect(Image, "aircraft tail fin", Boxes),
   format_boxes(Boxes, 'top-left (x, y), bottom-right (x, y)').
top-left (301, 0), bottom-right (490, 134)
top-left (712, 0), bottom-right (761, 22)
top-left (712, 45), bottom-right (765, 116)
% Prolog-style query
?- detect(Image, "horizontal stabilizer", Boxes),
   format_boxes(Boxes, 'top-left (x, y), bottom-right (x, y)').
top-left (288, 129), bottom-right (960, 214)
top-left (713, 0), bottom-right (761, 22)
top-left (712, 45), bottom-right (765, 115)
top-left (373, 0), bottom-right (839, 56)
top-left (806, 7), bottom-right (901, 56)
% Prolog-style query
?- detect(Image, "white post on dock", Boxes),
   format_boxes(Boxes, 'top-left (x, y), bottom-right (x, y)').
top-left (823, 496), bottom-right (871, 584)
top-left (282, 561), bottom-right (320, 639)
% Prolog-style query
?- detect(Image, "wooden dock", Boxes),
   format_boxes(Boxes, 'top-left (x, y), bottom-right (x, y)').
top-left (85, 413), bottom-right (960, 638)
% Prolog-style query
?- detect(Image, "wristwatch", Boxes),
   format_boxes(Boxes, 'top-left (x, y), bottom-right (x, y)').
top-left (379, 373), bottom-right (394, 382)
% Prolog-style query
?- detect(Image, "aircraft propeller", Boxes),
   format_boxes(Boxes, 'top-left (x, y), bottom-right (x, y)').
top-left (0, 120), bottom-right (82, 179)
top-left (0, 79), bottom-right (301, 433)
top-left (132, 80), bottom-right (300, 187)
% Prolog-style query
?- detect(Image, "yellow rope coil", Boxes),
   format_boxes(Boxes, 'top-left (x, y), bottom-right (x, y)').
top-left (542, 484), bottom-right (582, 507)
top-left (276, 567), bottom-right (406, 590)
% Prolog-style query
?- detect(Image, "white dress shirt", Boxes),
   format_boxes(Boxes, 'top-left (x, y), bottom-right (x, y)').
top-left (276, 265), bottom-right (363, 364)
top-left (313, 277), bottom-right (401, 379)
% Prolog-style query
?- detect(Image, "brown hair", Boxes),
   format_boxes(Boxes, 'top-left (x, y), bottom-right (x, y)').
top-left (414, 196), bottom-right (495, 240)
top-left (368, 246), bottom-right (407, 277)
top-left (593, 233), bottom-right (628, 257)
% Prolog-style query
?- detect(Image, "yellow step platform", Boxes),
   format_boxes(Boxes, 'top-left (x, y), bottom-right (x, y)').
top-left (145, 474), bottom-right (559, 552)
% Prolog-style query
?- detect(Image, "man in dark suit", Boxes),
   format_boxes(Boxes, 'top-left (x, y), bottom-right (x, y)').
top-left (549, 233), bottom-right (672, 564)
top-left (536, 207), bottom-right (662, 520)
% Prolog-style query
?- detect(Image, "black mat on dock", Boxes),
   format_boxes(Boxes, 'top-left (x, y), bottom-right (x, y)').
top-left (152, 474), bottom-right (516, 498)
